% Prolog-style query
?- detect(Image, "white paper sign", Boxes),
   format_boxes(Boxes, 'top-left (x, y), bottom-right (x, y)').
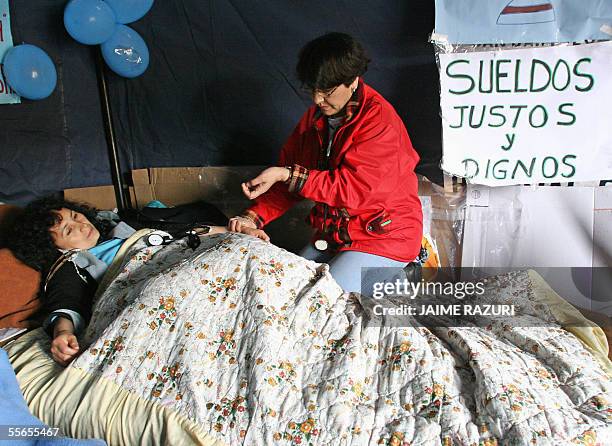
top-left (439, 41), bottom-right (612, 186)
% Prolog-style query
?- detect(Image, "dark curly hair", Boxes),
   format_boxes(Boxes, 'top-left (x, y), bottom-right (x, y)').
top-left (7, 196), bottom-right (111, 273)
top-left (296, 32), bottom-right (370, 92)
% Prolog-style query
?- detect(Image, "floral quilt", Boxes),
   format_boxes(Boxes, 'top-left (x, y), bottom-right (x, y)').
top-left (72, 233), bottom-right (612, 445)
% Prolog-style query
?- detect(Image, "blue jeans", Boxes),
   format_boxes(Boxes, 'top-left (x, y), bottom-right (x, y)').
top-left (299, 244), bottom-right (407, 295)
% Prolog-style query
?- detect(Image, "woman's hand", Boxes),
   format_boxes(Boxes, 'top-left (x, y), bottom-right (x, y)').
top-left (241, 226), bottom-right (270, 242)
top-left (242, 167), bottom-right (290, 200)
top-left (227, 217), bottom-right (270, 242)
top-left (228, 216), bottom-right (257, 233)
top-left (195, 226), bottom-right (226, 235)
top-left (51, 317), bottom-right (80, 366)
top-left (51, 331), bottom-right (80, 366)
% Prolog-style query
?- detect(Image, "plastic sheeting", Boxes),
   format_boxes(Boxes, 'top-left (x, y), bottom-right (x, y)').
top-left (0, 1), bottom-right (443, 204)
top-left (434, 0), bottom-right (612, 44)
top-left (418, 178), bottom-right (467, 271)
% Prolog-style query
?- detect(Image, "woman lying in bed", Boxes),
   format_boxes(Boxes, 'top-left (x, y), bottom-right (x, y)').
top-left (6, 198), bottom-right (611, 445)
top-left (8, 196), bottom-right (268, 366)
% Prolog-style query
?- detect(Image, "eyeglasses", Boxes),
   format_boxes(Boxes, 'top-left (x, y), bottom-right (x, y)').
top-left (302, 84), bottom-right (340, 99)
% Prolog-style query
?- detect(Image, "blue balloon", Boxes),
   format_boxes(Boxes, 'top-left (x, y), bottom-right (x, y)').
top-left (104, 0), bottom-right (154, 24)
top-left (101, 25), bottom-right (149, 78)
top-left (3, 44), bottom-right (57, 100)
top-left (64, 0), bottom-right (116, 45)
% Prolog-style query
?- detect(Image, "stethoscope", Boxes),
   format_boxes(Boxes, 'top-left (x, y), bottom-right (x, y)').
top-left (146, 226), bottom-right (210, 251)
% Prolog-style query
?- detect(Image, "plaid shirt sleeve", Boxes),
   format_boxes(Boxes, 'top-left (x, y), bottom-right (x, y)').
top-left (240, 209), bottom-right (265, 229)
top-left (286, 164), bottom-right (309, 193)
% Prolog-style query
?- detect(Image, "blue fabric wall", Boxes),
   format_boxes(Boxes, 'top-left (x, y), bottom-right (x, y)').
top-left (0, 1), bottom-right (441, 205)
top-left (0, 1), bottom-right (108, 204)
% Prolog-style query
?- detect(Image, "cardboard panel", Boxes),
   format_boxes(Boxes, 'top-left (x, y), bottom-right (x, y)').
top-left (64, 186), bottom-right (136, 211)
top-left (130, 166), bottom-right (266, 209)
top-left (132, 166), bottom-right (264, 186)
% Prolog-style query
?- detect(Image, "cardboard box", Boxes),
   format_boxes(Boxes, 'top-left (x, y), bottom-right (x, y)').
top-left (64, 185), bottom-right (136, 211)
top-left (130, 166), bottom-right (264, 210)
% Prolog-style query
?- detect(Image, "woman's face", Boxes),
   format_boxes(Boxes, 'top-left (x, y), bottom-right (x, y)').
top-left (312, 77), bottom-right (359, 117)
top-left (49, 208), bottom-right (100, 251)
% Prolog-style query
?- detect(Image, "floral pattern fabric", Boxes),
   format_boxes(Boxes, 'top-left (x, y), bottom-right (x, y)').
top-left (72, 233), bottom-right (611, 445)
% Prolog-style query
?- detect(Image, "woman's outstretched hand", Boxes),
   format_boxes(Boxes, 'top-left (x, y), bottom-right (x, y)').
top-left (241, 167), bottom-right (290, 200)
top-left (227, 216), bottom-right (270, 242)
top-left (228, 215), bottom-right (256, 232)
top-left (241, 226), bottom-right (270, 242)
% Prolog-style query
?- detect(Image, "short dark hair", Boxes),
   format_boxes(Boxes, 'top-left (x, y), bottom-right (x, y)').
top-left (6, 196), bottom-right (108, 273)
top-left (296, 32), bottom-right (370, 91)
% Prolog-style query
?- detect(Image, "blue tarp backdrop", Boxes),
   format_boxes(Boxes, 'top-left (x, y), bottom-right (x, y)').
top-left (0, 1), bottom-right (442, 205)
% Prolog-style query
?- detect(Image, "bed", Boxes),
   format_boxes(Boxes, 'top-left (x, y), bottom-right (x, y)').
top-left (5, 232), bottom-right (612, 445)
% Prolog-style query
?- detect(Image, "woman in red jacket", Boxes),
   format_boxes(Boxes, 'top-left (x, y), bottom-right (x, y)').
top-left (229, 32), bottom-right (423, 294)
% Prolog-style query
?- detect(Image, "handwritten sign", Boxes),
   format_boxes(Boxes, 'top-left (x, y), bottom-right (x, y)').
top-left (439, 41), bottom-right (612, 186)
top-left (0, 0), bottom-right (20, 104)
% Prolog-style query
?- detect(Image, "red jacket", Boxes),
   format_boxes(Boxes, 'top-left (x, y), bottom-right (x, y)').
top-left (247, 81), bottom-right (423, 262)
